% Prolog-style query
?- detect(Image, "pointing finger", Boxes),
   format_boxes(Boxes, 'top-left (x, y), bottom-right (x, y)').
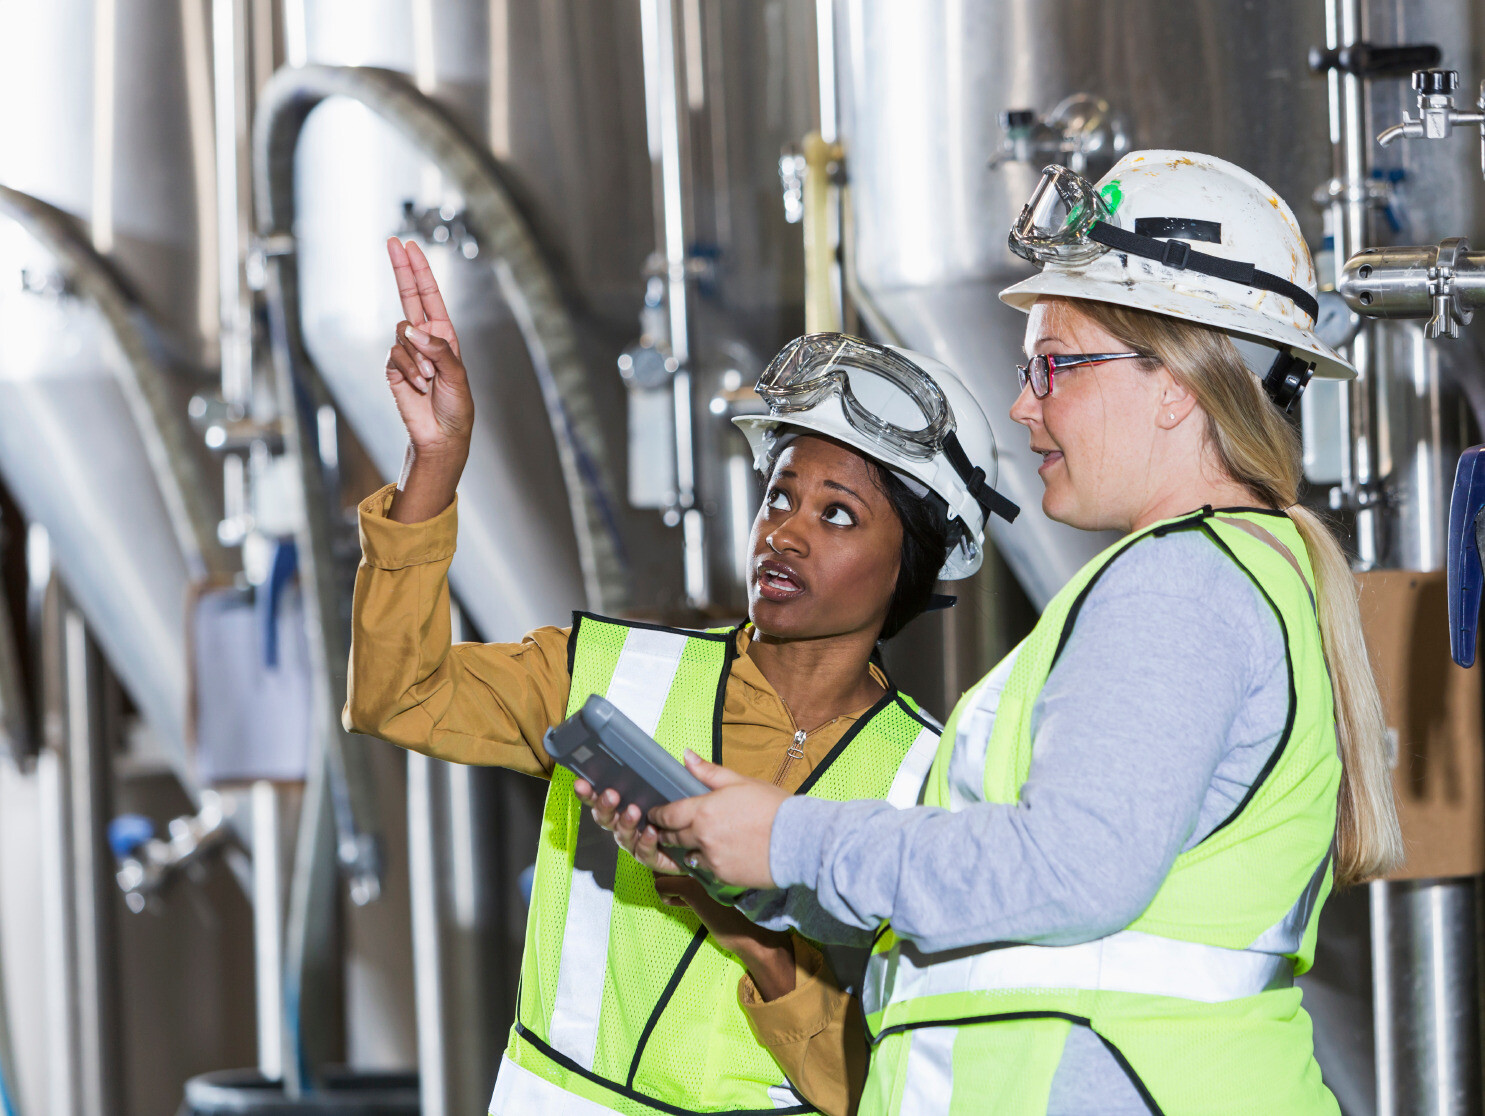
top-left (387, 237), bottom-right (426, 325)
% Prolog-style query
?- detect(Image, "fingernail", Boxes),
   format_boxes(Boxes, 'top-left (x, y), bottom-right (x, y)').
top-left (416, 354), bottom-right (435, 378)
top-left (406, 325), bottom-right (430, 346)
top-left (412, 374), bottom-right (428, 394)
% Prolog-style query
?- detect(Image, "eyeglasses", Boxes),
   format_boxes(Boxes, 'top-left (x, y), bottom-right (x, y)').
top-left (1016, 352), bottom-right (1145, 398)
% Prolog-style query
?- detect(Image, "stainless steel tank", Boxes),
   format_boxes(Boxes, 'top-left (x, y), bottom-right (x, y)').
top-left (835, 0), bottom-right (1334, 608)
top-left (0, 0), bottom-right (226, 776)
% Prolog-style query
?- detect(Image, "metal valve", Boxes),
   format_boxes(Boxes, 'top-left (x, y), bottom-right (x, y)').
top-left (988, 94), bottom-right (1128, 179)
top-left (1377, 68), bottom-right (1485, 154)
top-left (1339, 240), bottom-right (1485, 339)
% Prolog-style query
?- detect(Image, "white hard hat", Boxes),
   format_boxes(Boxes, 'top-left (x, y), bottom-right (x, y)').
top-left (1000, 150), bottom-right (1355, 402)
top-left (733, 334), bottom-right (1016, 580)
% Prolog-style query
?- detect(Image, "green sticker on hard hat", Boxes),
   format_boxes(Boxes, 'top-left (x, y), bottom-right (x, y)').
top-left (1099, 181), bottom-right (1123, 214)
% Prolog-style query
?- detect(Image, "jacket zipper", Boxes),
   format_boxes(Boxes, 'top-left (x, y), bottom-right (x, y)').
top-left (772, 728), bottom-right (808, 787)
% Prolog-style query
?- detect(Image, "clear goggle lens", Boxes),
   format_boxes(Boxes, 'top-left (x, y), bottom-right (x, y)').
top-left (756, 334), bottom-right (954, 461)
top-left (1008, 165), bottom-right (1112, 265)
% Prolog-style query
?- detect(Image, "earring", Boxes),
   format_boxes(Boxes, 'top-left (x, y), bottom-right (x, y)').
top-left (1168, 412), bottom-right (1175, 421)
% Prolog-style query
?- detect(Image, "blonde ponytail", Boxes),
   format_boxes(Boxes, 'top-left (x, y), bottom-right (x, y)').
top-left (1052, 298), bottom-right (1404, 886)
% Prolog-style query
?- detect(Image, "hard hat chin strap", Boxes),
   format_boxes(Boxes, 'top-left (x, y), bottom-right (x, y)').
top-left (1087, 220), bottom-right (1320, 324)
top-left (942, 432), bottom-right (1020, 524)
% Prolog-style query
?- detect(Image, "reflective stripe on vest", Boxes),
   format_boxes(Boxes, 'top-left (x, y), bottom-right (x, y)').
top-left (861, 510), bottom-right (1343, 1116)
top-left (548, 625), bottom-right (688, 1069)
top-left (864, 929), bottom-right (1293, 1022)
top-left (885, 723), bottom-right (940, 808)
top-left (491, 1055), bottom-right (621, 1116)
top-left (508, 615), bottom-right (940, 1114)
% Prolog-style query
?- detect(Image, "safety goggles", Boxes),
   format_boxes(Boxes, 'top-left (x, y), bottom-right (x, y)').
top-left (1007, 166), bottom-right (1320, 323)
top-left (1008, 165), bottom-right (1114, 266)
top-left (756, 334), bottom-right (954, 461)
top-left (1016, 352), bottom-right (1145, 398)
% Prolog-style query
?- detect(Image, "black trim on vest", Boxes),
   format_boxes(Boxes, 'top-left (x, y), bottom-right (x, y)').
top-left (892, 693), bottom-right (941, 735)
top-left (569, 610), bottom-right (736, 642)
top-left (567, 611), bottom-right (585, 678)
top-left (794, 688), bottom-right (898, 796)
top-left (865, 1011), bottom-right (1168, 1116)
top-left (1048, 508), bottom-right (1215, 670)
top-left (713, 624), bottom-right (743, 765)
top-left (1043, 510), bottom-right (1305, 844)
top-left (1192, 522), bottom-right (1299, 842)
top-left (514, 1023), bottom-right (818, 1116)
top-left (627, 927), bottom-right (710, 1090)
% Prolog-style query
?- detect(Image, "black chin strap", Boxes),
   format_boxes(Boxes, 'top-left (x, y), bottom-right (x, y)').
top-left (1088, 221), bottom-right (1319, 324)
top-left (942, 432), bottom-right (1020, 524)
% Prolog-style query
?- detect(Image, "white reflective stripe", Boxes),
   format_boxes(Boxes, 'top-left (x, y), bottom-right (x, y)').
top-left (947, 645), bottom-right (1020, 811)
top-left (894, 1027), bottom-right (956, 1116)
top-left (1248, 850), bottom-right (1332, 955)
top-left (869, 928), bottom-right (1291, 1016)
top-left (767, 1082), bottom-right (807, 1108)
top-left (602, 626), bottom-right (690, 733)
top-left (886, 725), bottom-right (939, 808)
top-left (488, 1054), bottom-right (618, 1115)
top-left (547, 627), bottom-right (689, 1069)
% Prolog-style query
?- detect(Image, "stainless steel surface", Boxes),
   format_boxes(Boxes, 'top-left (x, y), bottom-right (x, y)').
top-left (214, 0), bottom-right (255, 407)
top-left (834, 0), bottom-right (1334, 608)
top-left (271, 61), bottom-right (598, 634)
top-left (1372, 878), bottom-right (1484, 1116)
top-left (251, 780), bottom-right (297, 1080)
top-left (407, 753), bottom-right (538, 1116)
top-left (1341, 243), bottom-right (1485, 319)
top-left (34, 581), bottom-right (124, 1116)
top-left (640, 0), bottom-right (707, 605)
top-left (0, 0), bottom-right (230, 782)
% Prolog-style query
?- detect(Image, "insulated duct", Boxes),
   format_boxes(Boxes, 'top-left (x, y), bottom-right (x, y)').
top-left (252, 63), bottom-right (628, 616)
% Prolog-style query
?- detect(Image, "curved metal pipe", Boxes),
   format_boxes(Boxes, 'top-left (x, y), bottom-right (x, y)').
top-left (252, 63), bottom-right (628, 614)
top-left (0, 187), bottom-right (229, 586)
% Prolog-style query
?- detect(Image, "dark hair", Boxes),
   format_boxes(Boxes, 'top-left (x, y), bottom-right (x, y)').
top-left (865, 460), bottom-right (956, 641)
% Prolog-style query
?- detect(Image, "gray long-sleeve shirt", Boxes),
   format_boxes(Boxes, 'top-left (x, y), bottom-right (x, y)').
top-left (756, 528), bottom-right (1291, 1113)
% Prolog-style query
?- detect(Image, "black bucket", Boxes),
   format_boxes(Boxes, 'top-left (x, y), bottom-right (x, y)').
top-left (182, 1070), bottom-right (420, 1115)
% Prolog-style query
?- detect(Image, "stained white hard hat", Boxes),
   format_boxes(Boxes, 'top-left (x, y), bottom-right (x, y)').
top-left (1000, 150), bottom-right (1356, 392)
top-left (733, 334), bottom-right (1015, 580)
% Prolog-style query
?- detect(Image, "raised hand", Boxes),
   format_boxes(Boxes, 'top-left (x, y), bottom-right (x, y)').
top-left (385, 238), bottom-right (474, 523)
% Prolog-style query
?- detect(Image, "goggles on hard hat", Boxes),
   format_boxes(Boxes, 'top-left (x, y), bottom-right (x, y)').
top-left (755, 333), bottom-right (1019, 524)
top-left (1007, 165), bottom-right (1320, 325)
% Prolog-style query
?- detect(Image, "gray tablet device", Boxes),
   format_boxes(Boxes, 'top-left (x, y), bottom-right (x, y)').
top-left (545, 693), bottom-right (709, 816)
top-left (545, 694), bottom-right (746, 902)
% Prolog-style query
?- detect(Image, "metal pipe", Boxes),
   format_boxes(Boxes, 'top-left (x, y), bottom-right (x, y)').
top-left (34, 575), bottom-right (123, 1116)
top-left (62, 608), bottom-right (121, 1116)
top-left (212, 0), bottom-right (254, 409)
top-left (1330, 0), bottom-right (1382, 566)
top-left (253, 63), bottom-right (628, 615)
top-left (1372, 878), bottom-right (1484, 1115)
top-left (251, 780), bottom-right (297, 1081)
top-left (640, 0), bottom-right (708, 607)
top-left (0, 186), bottom-right (228, 587)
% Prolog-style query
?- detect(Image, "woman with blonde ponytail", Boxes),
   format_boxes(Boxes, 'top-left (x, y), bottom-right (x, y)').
top-left (646, 153), bottom-right (1399, 1115)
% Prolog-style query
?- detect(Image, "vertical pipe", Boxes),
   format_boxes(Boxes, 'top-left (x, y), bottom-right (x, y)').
top-left (1372, 879), bottom-right (1483, 1115)
top-left (36, 586), bottom-right (122, 1116)
top-left (213, 0), bottom-right (254, 408)
top-left (407, 752), bottom-right (447, 1116)
top-left (1332, 0), bottom-right (1381, 566)
top-left (640, 0), bottom-right (708, 607)
top-left (1332, 0), bottom-right (1485, 1106)
top-left (252, 780), bottom-right (287, 1080)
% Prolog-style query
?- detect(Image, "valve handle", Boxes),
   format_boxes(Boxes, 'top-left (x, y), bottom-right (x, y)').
top-left (1414, 68), bottom-right (1460, 95)
top-left (1308, 42), bottom-right (1442, 79)
top-left (1447, 445), bottom-right (1485, 666)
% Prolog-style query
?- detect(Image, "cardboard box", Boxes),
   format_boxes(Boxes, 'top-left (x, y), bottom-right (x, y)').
top-left (1357, 569), bottom-right (1485, 880)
